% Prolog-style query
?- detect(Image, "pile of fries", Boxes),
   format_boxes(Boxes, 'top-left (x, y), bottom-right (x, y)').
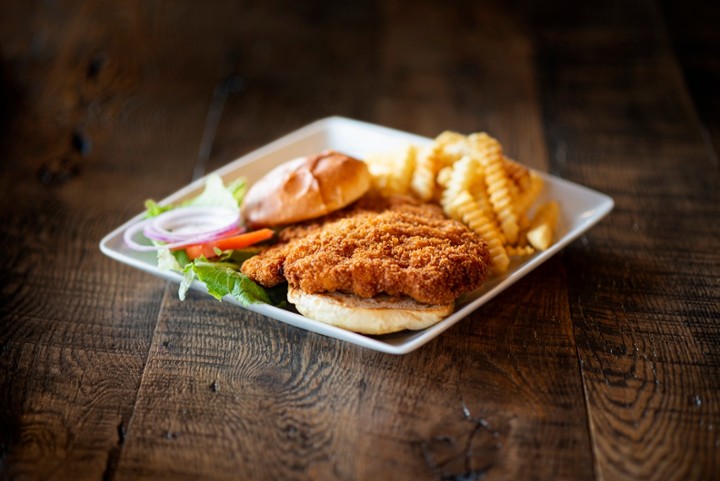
top-left (365, 131), bottom-right (559, 275)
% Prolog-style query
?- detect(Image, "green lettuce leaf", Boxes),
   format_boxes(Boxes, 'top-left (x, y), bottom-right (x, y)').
top-left (185, 173), bottom-right (241, 210)
top-left (227, 177), bottom-right (247, 205)
top-left (144, 199), bottom-right (174, 218)
top-left (180, 258), bottom-right (271, 306)
top-left (144, 174), bottom-right (247, 217)
top-left (156, 246), bottom-right (183, 272)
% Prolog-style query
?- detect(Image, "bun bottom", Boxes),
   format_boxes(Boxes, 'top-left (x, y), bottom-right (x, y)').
top-left (287, 287), bottom-right (454, 335)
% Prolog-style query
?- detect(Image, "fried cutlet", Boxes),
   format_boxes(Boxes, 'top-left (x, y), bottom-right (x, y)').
top-left (241, 195), bottom-right (490, 306)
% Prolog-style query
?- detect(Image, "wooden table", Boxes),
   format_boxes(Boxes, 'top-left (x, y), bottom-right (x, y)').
top-left (1, 1), bottom-right (718, 480)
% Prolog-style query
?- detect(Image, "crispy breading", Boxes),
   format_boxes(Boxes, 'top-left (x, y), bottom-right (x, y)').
top-left (241, 195), bottom-right (490, 306)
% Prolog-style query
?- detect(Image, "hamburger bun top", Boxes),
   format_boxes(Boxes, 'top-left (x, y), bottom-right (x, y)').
top-left (241, 150), bottom-right (371, 227)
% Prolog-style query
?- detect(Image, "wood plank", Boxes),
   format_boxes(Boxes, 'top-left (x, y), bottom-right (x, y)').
top-left (114, 1), bottom-right (595, 480)
top-left (0, 1), bottom-right (235, 479)
top-left (530, 1), bottom-right (720, 479)
top-left (201, 1), bottom-right (384, 173)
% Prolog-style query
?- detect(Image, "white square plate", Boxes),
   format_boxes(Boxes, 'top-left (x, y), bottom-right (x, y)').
top-left (100, 117), bottom-right (614, 355)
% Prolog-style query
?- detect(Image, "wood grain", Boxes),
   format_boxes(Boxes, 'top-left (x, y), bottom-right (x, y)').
top-left (531, 1), bottom-right (720, 479)
top-left (114, 266), bottom-right (594, 481)
top-left (0, 1), bottom-right (235, 479)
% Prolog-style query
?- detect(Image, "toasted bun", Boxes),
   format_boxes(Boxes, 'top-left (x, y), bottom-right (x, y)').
top-left (241, 150), bottom-right (371, 227)
top-left (287, 287), bottom-right (454, 335)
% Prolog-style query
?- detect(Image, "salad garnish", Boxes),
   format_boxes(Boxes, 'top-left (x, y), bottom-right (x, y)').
top-left (123, 174), bottom-right (278, 306)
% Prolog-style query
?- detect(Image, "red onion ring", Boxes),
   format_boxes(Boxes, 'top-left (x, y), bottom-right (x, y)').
top-left (124, 206), bottom-right (242, 252)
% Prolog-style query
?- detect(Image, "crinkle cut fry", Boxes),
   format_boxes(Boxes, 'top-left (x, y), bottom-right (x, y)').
top-left (446, 190), bottom-right (509, 275)
top-left (365, 145), bottom-right (417, 196)
top-left (503, 156), bottom-right (532, 192)
top-left (468, 169), bottom-right (506, 246)
top-left (467, 132), bottom-right (520, 245)
top-left (527, 201), bottom-right (559, 251)
top-left (514, 171), bottom-right (544, 216)
top-left (506, 245), bottom-right (535, 257)
top-left (434, 130), bottom-right (467, 166)
top-left (440, 155), bottom-right (478, 209)
top-left (410, 143), bottom-right (441, 201)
